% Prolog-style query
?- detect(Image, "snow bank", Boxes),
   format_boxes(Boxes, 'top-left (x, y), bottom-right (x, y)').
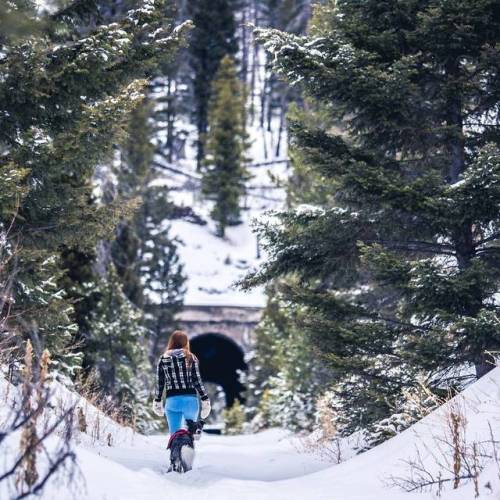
top-left (3, 367), bottom-right (499, 499)
top-left (292, 366), bottom-right (500, 499)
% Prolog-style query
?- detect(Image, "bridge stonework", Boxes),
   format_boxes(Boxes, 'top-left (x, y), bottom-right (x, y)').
top-left (176, 305), bottom-right (263, 352)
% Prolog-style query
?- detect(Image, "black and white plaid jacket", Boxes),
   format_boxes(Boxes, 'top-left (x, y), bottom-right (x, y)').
top-left (154, 349), bottom-right (209, 402)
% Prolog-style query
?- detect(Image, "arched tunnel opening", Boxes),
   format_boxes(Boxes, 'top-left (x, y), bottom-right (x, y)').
top-left (190, 333), bottom-right (247, 408)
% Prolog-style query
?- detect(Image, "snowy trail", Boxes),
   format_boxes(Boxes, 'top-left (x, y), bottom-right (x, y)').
top-left (81, 430), bottom-right (333, 499)
top-left (3, 370), bottom-right (499, 499)
top-left (70, 368), bottom-right (500, 499)
top-left (72, 429), bottom-right (442, 500)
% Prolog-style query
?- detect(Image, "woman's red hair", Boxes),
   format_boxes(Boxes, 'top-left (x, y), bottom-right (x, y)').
top-left (166, 330), bottom-right (195, 365)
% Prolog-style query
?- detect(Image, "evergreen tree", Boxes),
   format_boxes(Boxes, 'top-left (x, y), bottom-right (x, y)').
top-left (78, 99), bottom-right (185, 420)
top-left (119, 101), bottom-right (156, 199)
top-left (112, 101), bottom-right (155, 308)
top-left (87, 266), bottom-right (148, 397)
top-left (246, 286), bottom-right (330, 432)
top-left (252, 0), bottom-right (311, 146)
top-left (152, 12), bottom-right (192, 166)
top-left (202, 56), bottom-right (249, 237)
top-left (223, 399), bottom-right (245, 435)
top-left (138, 185), bottom-right (186, 361)
top-left (86, 265), bottom-right (154, 428)
top-left (0, 0), bottom-right (190, 374)
top-left (244, 0), bottom-right (500, 434)
top-left (285, 101), bottom-right (338, 208)
top-left (261, 0), bottom-right (311, 33)
top-left (111, 100), bottom-right (186, 362)
top-left (187, 0), bottom-right (238, 167)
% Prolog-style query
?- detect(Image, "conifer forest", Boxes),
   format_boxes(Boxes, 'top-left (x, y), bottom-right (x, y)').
top-left (1, 1), bottom-right (500, 499)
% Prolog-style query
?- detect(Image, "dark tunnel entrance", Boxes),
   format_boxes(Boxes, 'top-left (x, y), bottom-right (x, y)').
top-left (190, 333), bottom-right (247, 407)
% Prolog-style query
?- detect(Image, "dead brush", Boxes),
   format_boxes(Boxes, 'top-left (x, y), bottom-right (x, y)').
top-left (299, 392), bottom-right (362, 464)
top-left (389, 396), bottom-right (500, 497)
top-left (73, 370), bottom-right (135, 446)
top-left (300, 434), bottom-right (345, 464)
top-left (1, 339), bottom-right (78, 500)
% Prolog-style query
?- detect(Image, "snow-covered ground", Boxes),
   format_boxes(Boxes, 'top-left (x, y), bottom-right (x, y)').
top-left (3, 367), bottom-right (500, 499)
top-left (76, 430), bottom-right (329, 499)
top-left (152, 132), bottom-right (288, 308)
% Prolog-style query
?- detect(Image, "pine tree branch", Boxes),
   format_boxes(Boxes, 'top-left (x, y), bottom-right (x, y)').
top-left (50, 0), bottom-right (100, 23)
top-left (477, 247), bottom-right (500, 254)
top-left (375, 314), bottom-right (434, 332)
top-left (152, 160), bottom-right (201, 180)
top-left (376, 240), bottom-right (456, 255)
top-left (474, 231), bottom-right (500, 247)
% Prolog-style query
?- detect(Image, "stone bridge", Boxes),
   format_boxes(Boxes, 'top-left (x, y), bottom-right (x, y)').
top-left (175, 305), bottom-right (263, 406)
top-left (176, 305), bottom-right (262, 352)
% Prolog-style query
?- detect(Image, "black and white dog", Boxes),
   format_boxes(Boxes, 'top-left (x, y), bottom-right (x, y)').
top-left (168, 419), bottom-right (205, 473)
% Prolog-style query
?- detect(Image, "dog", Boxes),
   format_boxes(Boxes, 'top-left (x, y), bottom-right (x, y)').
top-left (187, 418), bottom-right (204, 441)
top-left (167, 419), bottom-right (205, 473)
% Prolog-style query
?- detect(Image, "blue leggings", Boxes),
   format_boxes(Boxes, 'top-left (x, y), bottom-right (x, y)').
top-left (164, 395), bottom-right (199, 434)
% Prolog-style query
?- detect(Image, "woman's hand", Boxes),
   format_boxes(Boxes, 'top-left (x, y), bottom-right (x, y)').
top-left (200, 398), bottom-right (211, 419)
top-left (153, 400), bottom-right (164, 417)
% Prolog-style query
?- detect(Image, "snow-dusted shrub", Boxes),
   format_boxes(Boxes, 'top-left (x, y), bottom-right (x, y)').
top-left (84, 266), bottom-right (158, 434)
top-left (264, 371), bottom-right (319, 432)
top-left (360, 382), bottom-right (444, 451)
top-left (223, 400), bottom-right (246, 435)
top-left (245, 290), bottom-right (330, 433)
top-left (313, 375), bottom-right (445, 455)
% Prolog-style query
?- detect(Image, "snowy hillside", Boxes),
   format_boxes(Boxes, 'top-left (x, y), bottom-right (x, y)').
top-left (2, 365), bottom-right (499, 499)
top-left (151, 50), bottom-right (288, 308)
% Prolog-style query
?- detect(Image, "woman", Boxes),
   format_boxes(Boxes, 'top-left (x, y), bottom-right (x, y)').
top-left (153, 330), bottom-right (211, 432)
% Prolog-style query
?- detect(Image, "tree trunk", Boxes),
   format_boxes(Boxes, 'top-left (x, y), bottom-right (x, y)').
top-left (445, 59), bottom-right (465, 185)
top-left (445, 59), bottom-right (493, 379)
top-left (475, 352), bottom-right (495, 378)
top-left (240, 4), bottom-right (248, 85)
top-left (166, 76), bottom-right (175, 164)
